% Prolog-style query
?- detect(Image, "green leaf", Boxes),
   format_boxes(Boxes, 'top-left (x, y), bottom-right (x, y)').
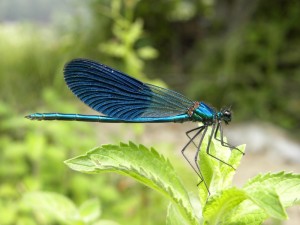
top-left (217, 172), bottom-right (300, 224)
top-left (79, 198), bottom-right (101, 223)
top-left (137, 46), bottom-right (159, 59)
top-left (99, 42), bottom-right (126, 57)
top-left (23, 192), bottom-right (81, 224)
top-left (203, 188), bottom-right (247, 225)
top-left (243, 172), bottom-right (300, 220)
top-left (244, 172), bottom-right (300, 207)
top-left (65, 142), bottom-right (198, 225)
top-left (218, 200), bottom-right (267, 225)
top-left (166, 203), bottom-right (191, 225)
top-left (246, 186), bottom-right (287, 220)
top-left (125, 19), bottom-right (143, 45)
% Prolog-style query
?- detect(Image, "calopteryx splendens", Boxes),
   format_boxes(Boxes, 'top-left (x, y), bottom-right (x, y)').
top-left (26, 58), bottom-right (244, 189)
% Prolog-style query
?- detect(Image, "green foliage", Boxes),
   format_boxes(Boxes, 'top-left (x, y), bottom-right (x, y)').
top-left (0, 24), bottom-right (68, 109)
top-left (23, 192), bottom-right (113, 225)
top-left (1, 91), bottom-right (168, 225)
top-left (187, 6), bottom-right (300, 131)
top-left (0, 94), bottom-right (96, 224)
top-left (65, 142), bottom-right (197, 224)
top-left (0, 5), bottom-right (166, 223)
top-left (65, 136), bottom-right (300, 225)
top-left (97, 0), bottom-right (159, 82)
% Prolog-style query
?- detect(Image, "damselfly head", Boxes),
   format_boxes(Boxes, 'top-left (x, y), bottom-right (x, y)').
top-left (221, 107), bottom-right (232, 124)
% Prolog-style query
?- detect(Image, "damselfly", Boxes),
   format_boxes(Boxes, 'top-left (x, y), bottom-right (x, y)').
top-left (26, 58), bottom-right (244, 190)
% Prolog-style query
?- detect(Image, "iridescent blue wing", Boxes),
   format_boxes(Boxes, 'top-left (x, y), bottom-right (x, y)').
top-left (64, 59), bottom-right (193, 120)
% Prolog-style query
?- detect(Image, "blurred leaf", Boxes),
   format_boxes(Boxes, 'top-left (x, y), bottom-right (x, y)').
top-left (79, 198), bottom-right (101, 223)
top-left (137, 46), bottom-right (159, 59)
top-left (99, 42), bottom-right (126, 58)
top-left (168, 1), bottom-right (196, 21)
top-left (125, 19), bottom-right (143, 45)
top-left (23, 192), bottom-right (81, 224)
top-left (93, 220), bottom-right (120, 225)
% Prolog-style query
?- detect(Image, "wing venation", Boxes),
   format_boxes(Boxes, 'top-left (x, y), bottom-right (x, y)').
top-left (64, 59), bottom-right (193, 120)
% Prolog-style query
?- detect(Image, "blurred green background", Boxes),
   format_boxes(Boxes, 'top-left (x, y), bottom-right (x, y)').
top-left (1, 0), bottom-right (299, 224)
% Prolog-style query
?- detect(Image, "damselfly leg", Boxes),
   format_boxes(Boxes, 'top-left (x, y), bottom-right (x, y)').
top-left (185, 126), bottom-right (204, 148)
top-left (182, 126), bottom-right (209, 190)
top-left (183, 122), bottom-right (243, 189)
top-left (193, 126), bottom-right (208, 185)
top-left (214, 122), bottom-right (245, 155)
top-left (206, 123), bottom-right (236, 170)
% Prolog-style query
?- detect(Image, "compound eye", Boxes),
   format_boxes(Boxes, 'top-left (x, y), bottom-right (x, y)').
top-left (224, 110), bottom-right (231, 116)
